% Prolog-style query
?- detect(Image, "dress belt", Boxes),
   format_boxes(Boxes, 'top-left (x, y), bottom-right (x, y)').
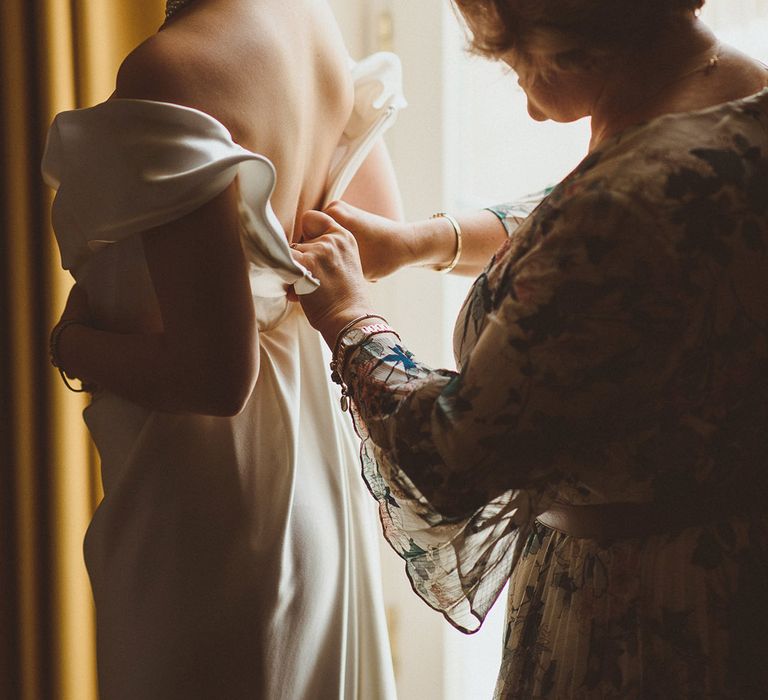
top-left (536, 488), bottom-right (763, 542)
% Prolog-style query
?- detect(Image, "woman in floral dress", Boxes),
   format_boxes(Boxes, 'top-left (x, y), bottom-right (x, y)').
top-left (290, 0), bottom-right (768, 697)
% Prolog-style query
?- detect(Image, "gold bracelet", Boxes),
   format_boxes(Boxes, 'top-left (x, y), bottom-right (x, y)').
top-left (430, 212), bottom-right (462, 273)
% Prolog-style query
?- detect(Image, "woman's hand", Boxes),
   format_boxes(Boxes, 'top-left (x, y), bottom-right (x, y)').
top-left (323, 200), bottom-right (492, 278)
top-left (290, 211), bottom-right (374, 347)
top-left (322, 200), bottom-right (421, 281)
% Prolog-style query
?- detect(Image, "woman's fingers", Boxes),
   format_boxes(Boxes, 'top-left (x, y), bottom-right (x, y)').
top-left (321, 200), bottom-right (415, 280)
top-left (289, 223), bottom-right (363, 287)
top-left (289, 246), bottom-right (310, 267)
top-left (288, 222), bottom-right (371, 342)
top-left (301, 210), bottom-right (341, 240)
top-left (324, 199), bottom-right (365, 221)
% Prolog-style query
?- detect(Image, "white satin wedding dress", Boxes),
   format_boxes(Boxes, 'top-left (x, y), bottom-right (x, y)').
top-left (42, 53), bottom-right (404, 700)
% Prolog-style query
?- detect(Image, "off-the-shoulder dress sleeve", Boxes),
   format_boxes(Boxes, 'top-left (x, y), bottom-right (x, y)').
top-left (342, 189), bottom-right (687, 632)
top-left (42, 101), bottom-right (268, 261)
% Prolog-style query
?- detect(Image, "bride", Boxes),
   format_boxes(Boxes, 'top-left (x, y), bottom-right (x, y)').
top-left (42, 0), bottom-right (403, 697)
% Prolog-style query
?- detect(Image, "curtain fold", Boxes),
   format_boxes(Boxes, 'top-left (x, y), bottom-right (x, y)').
top-left (1, 2), bottom-right (163, 698)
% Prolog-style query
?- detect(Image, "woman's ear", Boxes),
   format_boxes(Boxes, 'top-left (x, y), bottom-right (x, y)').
top-left (554, 48), bottom-right (598, 72)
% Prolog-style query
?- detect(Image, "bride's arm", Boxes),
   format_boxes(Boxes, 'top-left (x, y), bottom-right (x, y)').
top-left (56, 184), bottom-right (258, 416)
top-left (340, 140), bottom-right (404, 220)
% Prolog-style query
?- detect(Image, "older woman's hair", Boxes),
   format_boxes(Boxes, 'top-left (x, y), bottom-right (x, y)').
top-left (454, 0), bottom-right (706, 65)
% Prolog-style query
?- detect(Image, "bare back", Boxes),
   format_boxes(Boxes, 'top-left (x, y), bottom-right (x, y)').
top-left (116, 0), bottom-right (354, 240)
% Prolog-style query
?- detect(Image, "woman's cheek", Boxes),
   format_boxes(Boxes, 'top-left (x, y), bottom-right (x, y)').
top-left (526, 94), bottom-right (549, 121)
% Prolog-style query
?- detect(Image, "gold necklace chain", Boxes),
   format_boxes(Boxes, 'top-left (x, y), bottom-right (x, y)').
top-left (643, 43), bottom-right (722, 110)
top-left (651, 43), bottom-right (723, 100)
top-left (593, 43), bottom-right (722, 148)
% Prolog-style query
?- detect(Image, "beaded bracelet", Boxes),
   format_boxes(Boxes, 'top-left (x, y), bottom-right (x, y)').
top-left (331, 314), bottom-right (388, 365)
top-left (329, 314), bottom-right (400, 412)
top-left (329, 314), bottom-right (386, 410)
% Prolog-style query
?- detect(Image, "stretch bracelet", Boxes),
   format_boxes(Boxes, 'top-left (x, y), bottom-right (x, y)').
top-left (333, 326), bottom-right (401, 412)
top-left (330, 314), bottom-right (386, 411)
top-left (49, 319), bottom-right (87, 393)
top-left (430, 212), bottom-right (463, 273)
top-left (330, 315), bottom-right (400, 412)
top-left (331, 314), bottom-right (387, 364)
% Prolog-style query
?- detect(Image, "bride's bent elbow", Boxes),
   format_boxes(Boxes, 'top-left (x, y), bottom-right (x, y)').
top-left (177, 341), bottom-right (259, 417)
top-left (157, 304), bottom-right (258, 416)
top-left (203, 352), bottom-right (259, 417)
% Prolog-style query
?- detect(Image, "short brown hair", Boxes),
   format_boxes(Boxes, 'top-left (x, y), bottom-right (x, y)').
top-left (454, 0), bottom-right (706, 63)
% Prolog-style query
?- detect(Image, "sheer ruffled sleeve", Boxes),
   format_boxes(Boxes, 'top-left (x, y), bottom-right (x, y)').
top-left (343, 189), bottom-right (685, 632)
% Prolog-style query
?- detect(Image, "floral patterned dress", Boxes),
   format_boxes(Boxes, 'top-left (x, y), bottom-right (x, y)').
top-left (343, 87), bottom-right (768, 698)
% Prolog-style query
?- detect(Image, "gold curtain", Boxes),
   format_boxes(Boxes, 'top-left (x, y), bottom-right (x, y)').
top-left (1, 2), bottom-right (163, 698)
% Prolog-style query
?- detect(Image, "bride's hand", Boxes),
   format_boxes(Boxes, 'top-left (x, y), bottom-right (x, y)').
top-left (58, 283), bottom-right (91, 327)
top-left (53, 284), bottom-right (100, 393)
top-left (322, 200), bottom-right (419, 281)
top-left (290, 211), bottom-right (373, 347)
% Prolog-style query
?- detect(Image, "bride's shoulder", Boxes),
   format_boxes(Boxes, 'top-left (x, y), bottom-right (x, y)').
top-left (114, 32), bottom-right (204, 105)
